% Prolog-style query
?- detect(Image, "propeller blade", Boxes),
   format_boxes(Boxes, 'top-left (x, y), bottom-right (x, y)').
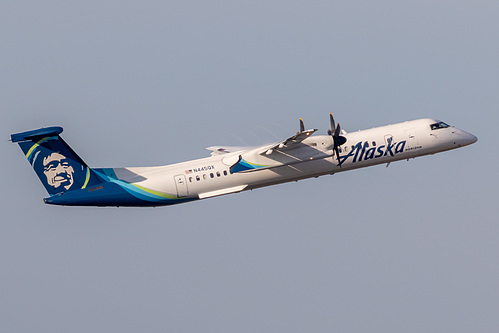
top-left (335, 122), bottom-right (341, 137)
top-left (328, 113), bottom-right (347, 167)
top-left (329, 113), bottom-right (335, 135)
top-left (334, 146), bottom-right (342, 167)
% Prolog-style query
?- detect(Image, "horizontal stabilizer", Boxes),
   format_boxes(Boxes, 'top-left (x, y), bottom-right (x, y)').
top-left (11, 126), bottom-right (63, 143)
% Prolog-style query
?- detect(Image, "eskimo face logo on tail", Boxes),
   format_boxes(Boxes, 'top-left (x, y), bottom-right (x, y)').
top-left (42, 152), bottom-right (75, 190)
top-left (338, 140), bottom-right (407, 166)
top-left (16, 135), bottom-right (100, 195)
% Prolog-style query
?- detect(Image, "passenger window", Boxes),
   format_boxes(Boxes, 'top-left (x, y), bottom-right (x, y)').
top-left (223, 170), bottom-right (228, 176)
top-left (210, 173), bottom-right (214, 178)
top-left (216, 171), bottom-right (221, 177)
top-left (372, 141), bottom-right (376, 146)
top-left (196, 175), bottom-right (200, 181)
top-left (189, 177), bottom-right (192, 183)
top-left (203, 174), bottom-right (207, 180)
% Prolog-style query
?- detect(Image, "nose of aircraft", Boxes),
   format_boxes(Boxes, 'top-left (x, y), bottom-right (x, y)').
top-left (468, 132), bottom-right (478, 144)
top-left (454, 129), bottom-right (478, 147)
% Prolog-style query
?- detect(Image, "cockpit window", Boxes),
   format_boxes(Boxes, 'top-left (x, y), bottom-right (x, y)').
top-left (430, 121), bottom-right (450, 130)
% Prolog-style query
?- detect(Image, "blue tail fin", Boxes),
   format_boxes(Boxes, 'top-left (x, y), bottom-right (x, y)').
top-left (11, 126), bottom-right (102, 195)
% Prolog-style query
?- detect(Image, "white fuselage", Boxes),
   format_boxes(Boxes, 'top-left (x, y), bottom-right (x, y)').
top-left (110, 118), bottom-right (477, 203)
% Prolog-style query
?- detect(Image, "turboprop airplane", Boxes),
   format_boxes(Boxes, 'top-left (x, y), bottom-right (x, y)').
top-left (11, 114), bottom-right (477, 207)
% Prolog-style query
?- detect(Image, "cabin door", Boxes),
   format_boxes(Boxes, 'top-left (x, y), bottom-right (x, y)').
top-left (174, 174), bottom-right (189, 198)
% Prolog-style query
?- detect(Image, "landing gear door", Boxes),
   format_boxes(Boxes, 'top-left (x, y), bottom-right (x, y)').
top-left (174, 174), bottom-right (189, 198)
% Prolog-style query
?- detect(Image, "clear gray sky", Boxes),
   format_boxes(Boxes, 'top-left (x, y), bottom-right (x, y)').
top-left (1, 1), bottom-right (498, 332)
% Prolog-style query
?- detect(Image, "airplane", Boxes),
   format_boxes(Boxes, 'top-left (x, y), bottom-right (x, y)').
top-left (11, 114), bottom-right (477, 207)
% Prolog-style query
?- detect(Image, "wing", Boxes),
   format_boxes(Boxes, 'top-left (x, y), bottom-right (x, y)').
top-left (206, 127), bottom-right (317, 157)
top-left (205, 146), bottom-right (249, 156)
top-left (260, 128), bottom-right (318, 156)
top-left (227, 119), bottom-right (327, 173)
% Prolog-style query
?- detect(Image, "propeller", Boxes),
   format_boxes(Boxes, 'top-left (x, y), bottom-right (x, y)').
top-left (299, 118), bottom-right (305, 133)
top-left (328, 113), bottom-right (347, 166)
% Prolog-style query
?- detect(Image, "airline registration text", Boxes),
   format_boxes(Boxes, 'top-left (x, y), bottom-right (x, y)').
top-left (185, 165), bottom-right (216, 174)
